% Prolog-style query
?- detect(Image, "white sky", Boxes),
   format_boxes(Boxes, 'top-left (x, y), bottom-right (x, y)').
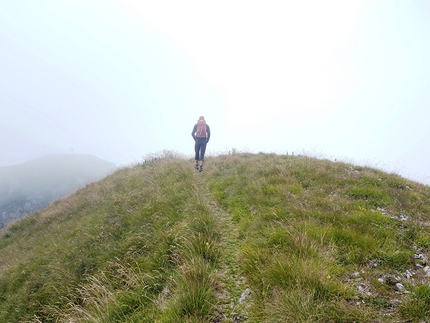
top-left (1, 0), bottom-right (429, 185)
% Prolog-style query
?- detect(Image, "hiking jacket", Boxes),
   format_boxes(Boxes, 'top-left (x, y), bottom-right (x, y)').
top-left (191, 123), bottom-right (211, 143)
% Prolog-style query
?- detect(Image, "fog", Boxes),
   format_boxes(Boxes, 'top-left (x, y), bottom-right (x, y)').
top-left (1, 1), bottom-right (429, 185)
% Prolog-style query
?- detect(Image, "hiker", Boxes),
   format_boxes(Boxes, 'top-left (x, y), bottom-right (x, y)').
top-left (191, 116), bottom-right (211, 172)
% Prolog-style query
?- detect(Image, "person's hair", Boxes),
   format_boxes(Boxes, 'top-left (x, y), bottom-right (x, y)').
top-left (199, 116), bottom-right (205, 120)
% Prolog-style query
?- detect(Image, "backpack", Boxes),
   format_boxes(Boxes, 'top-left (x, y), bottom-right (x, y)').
top-left (196, 120), bottom-right (207, 138)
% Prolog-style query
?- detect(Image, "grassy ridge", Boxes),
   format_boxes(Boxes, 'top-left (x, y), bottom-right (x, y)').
top-left (1, 152), bottom-right (430, 322)
top-left (208, 153), bottom-right (430, 322)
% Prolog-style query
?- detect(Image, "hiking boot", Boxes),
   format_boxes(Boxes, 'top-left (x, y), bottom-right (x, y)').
top-left (199, 166), bottom-right (203, 172)
top-left (194, 164), bottom-right (199, 170)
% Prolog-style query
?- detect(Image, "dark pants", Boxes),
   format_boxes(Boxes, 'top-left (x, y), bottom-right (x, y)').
top-left (194, 138), bottom-right (207, 161)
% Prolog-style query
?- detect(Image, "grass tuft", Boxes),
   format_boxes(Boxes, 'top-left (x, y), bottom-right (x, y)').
top-left (1, 152), bottom-right (429, 322)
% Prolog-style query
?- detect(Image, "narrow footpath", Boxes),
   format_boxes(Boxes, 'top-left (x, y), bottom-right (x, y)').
top-left (193, 171), bottom-right (251, 323)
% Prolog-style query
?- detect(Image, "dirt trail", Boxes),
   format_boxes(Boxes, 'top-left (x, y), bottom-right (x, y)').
top-left (193, 171), bottom-right (251, 322)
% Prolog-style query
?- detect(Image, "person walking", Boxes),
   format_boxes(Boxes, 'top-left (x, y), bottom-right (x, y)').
top-left (191, 116), bottom-right (211, 172)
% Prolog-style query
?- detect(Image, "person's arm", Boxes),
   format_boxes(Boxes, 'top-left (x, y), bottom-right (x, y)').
top-left (191, 124), bottom-right (197, 140)
top-left (206, 125), bottom-right (211, 143)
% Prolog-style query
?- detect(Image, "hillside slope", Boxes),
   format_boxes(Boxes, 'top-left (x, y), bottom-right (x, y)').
top-left (0, 153), bottom-right (429, 322)
top-left (0, 154), bottom-right (116, 228)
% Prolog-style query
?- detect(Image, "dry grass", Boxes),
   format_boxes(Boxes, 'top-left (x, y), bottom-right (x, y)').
top-left (1, 152), bottom-right (429, 322)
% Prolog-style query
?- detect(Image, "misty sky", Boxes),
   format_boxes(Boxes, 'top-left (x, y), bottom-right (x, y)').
top-left (1, 1), bottom-right (430, 185)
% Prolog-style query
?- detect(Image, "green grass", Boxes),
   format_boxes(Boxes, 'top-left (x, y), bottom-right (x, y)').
top-left (1, 152), bottom-right (430, 322)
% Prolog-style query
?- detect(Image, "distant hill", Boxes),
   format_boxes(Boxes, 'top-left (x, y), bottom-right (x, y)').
top-left (0, 154), bottom-right (116, 228)
top-left (1, 152), bottom-right (430, 322)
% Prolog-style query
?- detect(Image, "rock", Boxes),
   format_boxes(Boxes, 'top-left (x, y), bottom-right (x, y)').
top-left (423, 266), bottom-right (430, 277)
top-left (357, 284), bottom-right (372, 296)
top-left (395, 283), bottom-right (406, 292)
top-left (239, 288), bottom-right (251, 304)
top-left (377, 207), bottom-right (387, 214)
top-left (405, 270), bottom-right (414, 279)
top-left (399, 215), bottom-right (408, 221)
top-left (414, 253), bottom-right (428, 266)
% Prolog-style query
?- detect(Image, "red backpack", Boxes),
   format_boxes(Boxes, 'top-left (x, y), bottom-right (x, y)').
top-left (196, 120), bottom-right (207, 137)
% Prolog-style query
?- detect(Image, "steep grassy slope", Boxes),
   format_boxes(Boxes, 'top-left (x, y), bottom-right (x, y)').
top-left (0, 153), bottom-right (429, 322)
